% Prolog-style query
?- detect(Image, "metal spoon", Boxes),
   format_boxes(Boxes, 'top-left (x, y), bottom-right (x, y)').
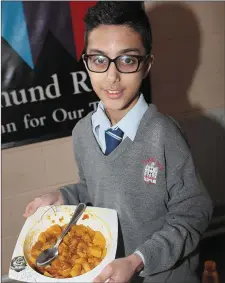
top-left (36, 203), bottom-right (86, 267)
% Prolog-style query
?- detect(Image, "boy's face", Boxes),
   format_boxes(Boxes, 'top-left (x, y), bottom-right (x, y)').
top-left (84, 25), bottom-right (151, 113)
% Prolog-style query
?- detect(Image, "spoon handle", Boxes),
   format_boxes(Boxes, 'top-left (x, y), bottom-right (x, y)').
top-left (55, 203), bottom-right (86, 248)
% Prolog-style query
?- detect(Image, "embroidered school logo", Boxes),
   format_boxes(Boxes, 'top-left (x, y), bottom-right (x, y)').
top-left (142, 157), bottom-right (163, 184)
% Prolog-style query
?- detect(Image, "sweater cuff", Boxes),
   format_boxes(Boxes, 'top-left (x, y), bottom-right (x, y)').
top-left (59, 185), bottom-right (79, 205)
top-left (136, 240), bottom-right (156, 277)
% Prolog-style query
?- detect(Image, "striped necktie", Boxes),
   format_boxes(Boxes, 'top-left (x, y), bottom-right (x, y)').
top-left (105, 127), bottom-right (124, 155)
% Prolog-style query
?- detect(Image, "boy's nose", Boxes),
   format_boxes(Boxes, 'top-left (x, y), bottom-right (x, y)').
top-left (105, 62), bottom-right (120, 83)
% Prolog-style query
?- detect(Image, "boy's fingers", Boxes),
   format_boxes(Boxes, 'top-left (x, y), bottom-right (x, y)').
top-left (93, 265), bottom-right (114, 283)
top-left (23, 203), bottom-right (35, 218)
top-left (24, 202), bottom-right (33, 216)
top-left (23, 192), bottom-right (61, 218)
top-left (24, 198), bottom-right (41, 218)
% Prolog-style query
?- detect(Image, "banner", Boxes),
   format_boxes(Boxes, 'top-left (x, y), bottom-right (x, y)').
top-left (1, 1), bottom-right (151, 149)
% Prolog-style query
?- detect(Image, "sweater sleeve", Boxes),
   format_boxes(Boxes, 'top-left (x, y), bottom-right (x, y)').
top-left (136, 123), bottom-right (213, 277)
top-left (59, 126), bottom-right (91, 205)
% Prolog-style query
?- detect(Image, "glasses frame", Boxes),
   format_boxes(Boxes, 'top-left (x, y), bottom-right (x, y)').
top-left (82, 54), bottom-right (150, 74)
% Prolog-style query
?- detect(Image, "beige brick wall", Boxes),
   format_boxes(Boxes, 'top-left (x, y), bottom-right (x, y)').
top-left (2, 1), bottom-right (225, 276)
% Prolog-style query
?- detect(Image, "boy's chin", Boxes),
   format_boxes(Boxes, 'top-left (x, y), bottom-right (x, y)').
top-left (103, 101), bottom-right (126, 112)
top-left (103, 97), bottom-right (138, 112)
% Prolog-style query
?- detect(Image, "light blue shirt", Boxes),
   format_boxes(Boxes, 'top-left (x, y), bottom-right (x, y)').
top-left (91, 93), bottom-right (148, 267)
top-left (91, 93), bottom-right (148, 153)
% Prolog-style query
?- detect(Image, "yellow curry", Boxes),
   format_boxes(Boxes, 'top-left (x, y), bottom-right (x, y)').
top-left (28, 224), bottom-right (107, 278)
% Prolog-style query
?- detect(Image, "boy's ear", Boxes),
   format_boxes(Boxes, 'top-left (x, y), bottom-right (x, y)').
top-left (143, 54), bottom-right (154, 79)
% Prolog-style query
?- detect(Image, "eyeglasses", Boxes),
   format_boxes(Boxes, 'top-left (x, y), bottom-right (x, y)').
top-left (83, 54), bottom-right (150, 73)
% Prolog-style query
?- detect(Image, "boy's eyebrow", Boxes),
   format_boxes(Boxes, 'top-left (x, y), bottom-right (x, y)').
top-left (88, 48), bottom-right (141, 55)
top-left (88, 49), bottom-right (107, 55)
top-left (118, 48), bottom-right (141, 54)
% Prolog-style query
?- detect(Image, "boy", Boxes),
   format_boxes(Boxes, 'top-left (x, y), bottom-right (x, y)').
top-left (24, 2), bottom-right (213, 283)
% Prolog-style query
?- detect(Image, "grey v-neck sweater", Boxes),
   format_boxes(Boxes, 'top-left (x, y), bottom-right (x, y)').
top-left (60, 104), bottom-right (213, 283)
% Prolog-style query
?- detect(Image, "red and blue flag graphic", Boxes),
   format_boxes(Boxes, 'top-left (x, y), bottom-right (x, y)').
top-left (2, 1), bottom-right (96, 69)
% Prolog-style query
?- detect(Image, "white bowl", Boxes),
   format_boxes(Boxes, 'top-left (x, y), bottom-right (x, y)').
top-left (9, 205), bottom-right (118, 282)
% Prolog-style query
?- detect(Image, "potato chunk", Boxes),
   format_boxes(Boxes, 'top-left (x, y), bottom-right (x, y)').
top-left (32, 241), bottom-right (43, 250)
top-left (47, 224), bottom-right (62, 235)
top-left (75, 257), bottom-right (86, 264)
top-left (77, 241), bottom-right (88, 251)
top-left (82, 232), bottom-right (92, 243)
top-left (82, 261), bottom-right (91, 272)
top-left (75, 225), bottom-right (87, 236)
top-left (101, 247), bottom-right (107, 259)
top-left (38, 232), bottom-right (46, 243)
top-left (44, 271), bottom-right (53, 277)
top-left (93, 231), bottom-right (106, 248)
top-left (70, 264), bottom-right (82, 277)
top-left (31, 249), bottom-right (42, 257)
top-left (88, 246), bottom-right (102, 258)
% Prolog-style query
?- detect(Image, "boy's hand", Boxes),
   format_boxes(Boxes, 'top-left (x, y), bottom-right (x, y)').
top-left (23, 191), bottom-right (64, 218)
top-left (93, 254), bottom-right (143, 283)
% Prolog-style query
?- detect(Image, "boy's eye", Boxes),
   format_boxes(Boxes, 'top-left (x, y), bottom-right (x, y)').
top-left (92, 55), bottom-right (108, 65)
top-left (119, 56), bottom-right (136, 65)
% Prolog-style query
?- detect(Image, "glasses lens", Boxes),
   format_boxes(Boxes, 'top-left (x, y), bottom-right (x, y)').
top-left (116, 55), bottom-right (139, 72)
top-left (87, 55), bottom-right (109, 72)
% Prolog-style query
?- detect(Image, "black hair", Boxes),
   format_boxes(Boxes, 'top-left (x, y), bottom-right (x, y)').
top-left (83, 1), bottom-right (152, 54)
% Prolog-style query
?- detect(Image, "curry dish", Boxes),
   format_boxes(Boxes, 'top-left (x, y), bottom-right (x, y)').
top-left (28, 224), bottom-right (107, 278)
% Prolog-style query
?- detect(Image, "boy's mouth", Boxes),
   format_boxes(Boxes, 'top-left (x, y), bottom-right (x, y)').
top-left (104, 89), bottom-right (124, 99)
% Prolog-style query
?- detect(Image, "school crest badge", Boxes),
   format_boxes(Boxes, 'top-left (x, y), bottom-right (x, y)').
top-left (143, 157), bottom-right (163, 184)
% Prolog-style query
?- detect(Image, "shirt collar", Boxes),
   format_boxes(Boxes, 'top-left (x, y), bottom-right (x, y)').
top-left (116, 94), bottom-right (148, 141)
top-left (92, 93), bottom-right (148, 141)
top-left (92, 100), bottom-right (111, 132)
